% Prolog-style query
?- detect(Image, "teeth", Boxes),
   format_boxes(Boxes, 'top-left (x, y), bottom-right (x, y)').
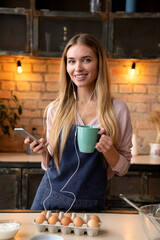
top-left (76, 75), bottom-right (86, 78)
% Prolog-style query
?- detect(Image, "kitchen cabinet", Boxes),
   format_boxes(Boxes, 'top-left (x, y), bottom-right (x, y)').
top-left (33, 11), bottom-right (107, 57)
top-left (0, 8), bottom-right (32, 56)
top-left (0, 168), bottom-right (21, 209)
top-left (107, 164), bottom-right (160, 209)
top-left (22, 168), bottom-right (44, 209)
top-left (0, 166), bottom-right (43, 209)
top-left (0, 0), bottom-right (31, 9)
top-left (0, 8), bottom-right (107, 57)
top-left (107, 0), bottom-right (160, 58)
top-left (107, 12), bottom-right (160, 59)
top-left (0, 153), bottom-right (160, 210)
top-left (0, 1), bottom-right (160, 58)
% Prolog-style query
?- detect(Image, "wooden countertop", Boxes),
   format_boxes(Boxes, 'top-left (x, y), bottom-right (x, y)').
top-left (0, 152), bottom-right (160, 165)
top-left (131, 154), bottom-right (160, 165)
top-left (0, 212), bottom-right (148, 240)
top-left (0, 152), bottom-right (41, 162)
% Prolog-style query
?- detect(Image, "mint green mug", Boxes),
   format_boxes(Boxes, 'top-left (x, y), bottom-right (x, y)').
top-left (77, 125), bottom-right (99, 153)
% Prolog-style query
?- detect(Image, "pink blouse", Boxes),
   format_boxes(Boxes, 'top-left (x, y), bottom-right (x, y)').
top-left (44, 98), bottom-right (132, 179)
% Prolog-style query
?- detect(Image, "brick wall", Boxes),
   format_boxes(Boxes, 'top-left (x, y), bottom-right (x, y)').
top-left (0, 56), bottom-right (160, 154)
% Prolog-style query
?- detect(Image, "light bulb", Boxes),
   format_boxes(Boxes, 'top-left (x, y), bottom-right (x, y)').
top-left (131, 62), bottom-right (136, 75)
top-left (17, 60), bottom-right (23, 73)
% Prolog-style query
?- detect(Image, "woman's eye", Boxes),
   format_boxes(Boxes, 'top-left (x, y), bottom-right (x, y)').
top-left (84, 58), bottom-right (91, 63)
top-left (68, 60), bottom-right (75, 64)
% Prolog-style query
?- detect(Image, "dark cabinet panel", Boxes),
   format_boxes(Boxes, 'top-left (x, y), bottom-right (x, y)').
top-left (0, 168), bottom-right (21, 209)
top-left (0, 167), bottom-right (44, 209)
top-left (35, 0), bottom-right (107, 12)
top-left (33, 11), bottom-right (107, 57)
top-left (148, 173), bottom-right (160, 197)
top-left (0, 14), bottom-right (26, 51)
top-left (36, 0), bottom-right (91, 12)
top-left (22, 168), bottom-right (44, 209)
top-left (0, 8), bottom-right (32, 56)
top-left (107, 170), bottom-right (160, 209)
top-left (108, 14), bottom-right (160, 59)
top-left (109, 173), bottom-right (142, 195)
top-left (0, 0), bottom-right (30, 9)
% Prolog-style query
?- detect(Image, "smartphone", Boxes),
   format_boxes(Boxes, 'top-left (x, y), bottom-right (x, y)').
top-left (14, 128), bottom-right (41, 144)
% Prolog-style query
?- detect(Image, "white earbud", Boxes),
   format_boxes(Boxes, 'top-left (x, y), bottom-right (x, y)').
top-left (73, 91), bottom-right (77, 100)
top-left (71, 80), bottom-right (77, 100)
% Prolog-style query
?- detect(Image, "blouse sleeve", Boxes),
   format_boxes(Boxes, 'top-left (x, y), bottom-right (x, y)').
top-left (108, 99), bottom-right (132, 179)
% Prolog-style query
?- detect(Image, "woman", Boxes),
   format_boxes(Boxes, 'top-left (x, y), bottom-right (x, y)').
top-left (25, 33), bottom-right (132, 211)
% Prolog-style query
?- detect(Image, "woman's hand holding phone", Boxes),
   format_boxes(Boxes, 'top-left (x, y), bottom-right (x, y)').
top-left (24, 137), bottom-right (48, 154)
top-left (24, 137), bottom-right (50, 168)
top-left (14, 128), bottom-right (50, 168)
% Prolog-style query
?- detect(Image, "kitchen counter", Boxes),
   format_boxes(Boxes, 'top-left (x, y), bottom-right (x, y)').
top-left (0, 152), bottom-right (41, 162)
top-left (0, 211), bottom-right (148, 240)
top-left (0, 152), bottom-right (41, 168)
top-left (131, 154), bottom-right (160, 165)
top-left (0, 152), bottom-right (160, 166)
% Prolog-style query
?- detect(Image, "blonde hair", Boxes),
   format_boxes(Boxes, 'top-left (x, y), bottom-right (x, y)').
top-left (45, 33), bottom-right (118, 171)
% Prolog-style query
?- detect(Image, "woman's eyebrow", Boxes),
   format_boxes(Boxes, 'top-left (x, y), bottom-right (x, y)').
top-left (82, 55), bottom-right (92, 58)
top-left (67, 55), bottom-right (92, 59)
top-left (67, 57), bottom-right (74, 60)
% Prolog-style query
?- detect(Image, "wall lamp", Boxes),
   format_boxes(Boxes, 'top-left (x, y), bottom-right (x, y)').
top-left (17, 60), bottom-right (23, 73)
top-left (131, 62), bottom-right (136, 75)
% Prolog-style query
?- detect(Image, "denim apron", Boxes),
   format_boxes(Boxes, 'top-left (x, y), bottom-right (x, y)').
top-left (31, 125), bottom-right (108, 210)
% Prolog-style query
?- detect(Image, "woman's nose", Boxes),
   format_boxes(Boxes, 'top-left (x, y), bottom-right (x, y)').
top-left (75, 62), bottom-right (83, 71)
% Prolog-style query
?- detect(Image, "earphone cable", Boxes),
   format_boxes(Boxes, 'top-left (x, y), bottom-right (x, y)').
top-left (60, 126), bottom-right (80, 213)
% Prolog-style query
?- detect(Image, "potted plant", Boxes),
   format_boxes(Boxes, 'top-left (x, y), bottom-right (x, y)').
top-left (0, 95), bottom-right (22, 136)
top-left (148, 111), bottom-right (160, 156)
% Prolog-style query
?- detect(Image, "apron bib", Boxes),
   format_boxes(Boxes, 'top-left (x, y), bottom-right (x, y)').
top-left (31, 125), bottom-right (108, 210)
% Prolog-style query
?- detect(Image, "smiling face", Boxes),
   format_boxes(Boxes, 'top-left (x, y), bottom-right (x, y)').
top-left (66, 44), bottom-right (98, 89)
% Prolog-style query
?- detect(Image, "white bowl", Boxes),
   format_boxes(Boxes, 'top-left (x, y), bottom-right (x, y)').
top-left (139, 204), bottom-right (160, 240)
top-left (0, 219), bottom-right (21, 240)
top-left (30, 234), bottom-right (64, 240)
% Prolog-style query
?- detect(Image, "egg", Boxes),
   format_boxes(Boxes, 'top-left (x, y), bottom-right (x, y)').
top-left (73, 216), bottom-right (84, 227)
top-left (90, 214), bottom-right (100, 222)
top-left (87, 219), bottom-right (99, 228)
top-left (48, 215), bottom-right (59, 225)
top-left (65, 213), bottom-right (72, 219)
top-left (61, 217), bottom-right (72, 226)
top-left (40, 210), bottom-right (47, 217)
top-left (53, 212), bottom-right (59, 217)
top-left (35, 214), bottom-right (47, 224)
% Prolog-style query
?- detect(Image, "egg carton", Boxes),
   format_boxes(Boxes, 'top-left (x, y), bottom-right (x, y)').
top-left (33, 211), bottom-right (101, 237)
